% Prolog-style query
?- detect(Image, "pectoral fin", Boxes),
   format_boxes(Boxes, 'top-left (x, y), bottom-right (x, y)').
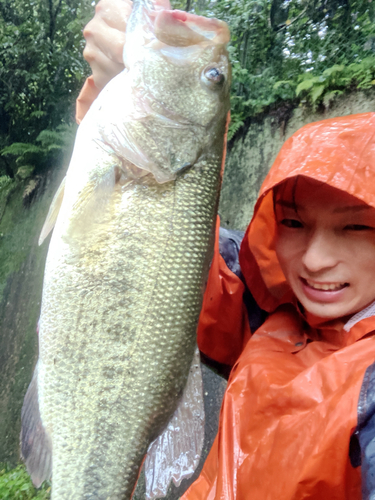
top-left (144, 347), bottom-right (205, 498)
top-left (20, 362), bottom-right (52, 488)
top-left (66, 162), bottom-right (118, 239)
top-left (39, 176), bottom-right (66, 245)
top-left (67, 147), bottom-right (151, 238)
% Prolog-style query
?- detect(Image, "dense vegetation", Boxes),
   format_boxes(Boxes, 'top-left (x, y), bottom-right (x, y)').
top-left (197, 0), bottom-right (375, 138)
top-left (0, 0), bottom-right (92, 184)
top-left (0, 464), bottom-right (50, 499)
top-left (1, 0), bottom-right (375, 180)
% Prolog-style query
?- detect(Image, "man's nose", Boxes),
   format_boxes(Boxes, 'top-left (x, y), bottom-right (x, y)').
top-left (301, 229), bottom-right (338, 274)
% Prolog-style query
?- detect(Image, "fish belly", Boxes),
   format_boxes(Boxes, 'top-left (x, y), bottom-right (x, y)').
top-left (38, 162), bottom-right (220, 499)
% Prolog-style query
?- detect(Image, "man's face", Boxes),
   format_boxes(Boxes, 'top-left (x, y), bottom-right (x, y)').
top-left (275, 177), bottom-right (375, 321)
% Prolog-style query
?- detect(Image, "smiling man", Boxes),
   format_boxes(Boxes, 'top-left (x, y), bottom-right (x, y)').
top-left (274, 177), bottom-right (375, 321)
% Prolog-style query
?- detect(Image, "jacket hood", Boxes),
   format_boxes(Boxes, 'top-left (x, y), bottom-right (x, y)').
top-left (239, 112), bottom-right (375, 313)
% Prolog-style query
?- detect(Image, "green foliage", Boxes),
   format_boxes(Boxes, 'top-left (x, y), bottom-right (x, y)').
top-left (0, 464), bottom-right (51, 499)
top-left (177, 0), bottom-right (375, 137)
top-left (1, 123), bottom-right (77, 179)
top-left (0, 174), bottom-right (12, 191)
top-left (227, 112), bottom-right (244, 141)
top-left (0, 0), bottom-right (92, 177)
top-left (1, 0), bottom-right (374, 171)
top-left (295, 57), bottom-right (375, 109)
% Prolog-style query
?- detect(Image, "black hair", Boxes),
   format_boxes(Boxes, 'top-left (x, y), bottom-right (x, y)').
top-left (272, 176), bottom-right (300, 219)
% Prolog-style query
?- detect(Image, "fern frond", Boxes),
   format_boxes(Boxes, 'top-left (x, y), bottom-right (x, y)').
top-left (2, 143), bottom-right (41, 156)
top-left (228, 119), bottom-right (244, 141)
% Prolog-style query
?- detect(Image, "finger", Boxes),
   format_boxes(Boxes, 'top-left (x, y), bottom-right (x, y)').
top-left (154, 0), bottom-right (171, 9)
top-left (83, 46), bottom-right (125, 90)
top-left (84, 17), bottom-right (126, 64)
top-left (95, 0), bottom-right (132, 31)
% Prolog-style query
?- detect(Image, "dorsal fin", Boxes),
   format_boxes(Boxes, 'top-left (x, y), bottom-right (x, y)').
top-left (39, 176), bottom-right (66, 246)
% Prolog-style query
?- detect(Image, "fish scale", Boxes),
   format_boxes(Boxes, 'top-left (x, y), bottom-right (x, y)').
top-left (39, 162), bottom-right (221, 498)
top-left (21, 0), bottom-right (230, 497)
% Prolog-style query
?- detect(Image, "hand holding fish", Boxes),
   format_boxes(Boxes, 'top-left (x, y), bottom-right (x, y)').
top-left (83, 0), bottom-right (131, 89)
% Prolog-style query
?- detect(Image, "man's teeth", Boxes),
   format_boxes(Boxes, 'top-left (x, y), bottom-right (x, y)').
top-left (305, 280), bottom-right (346, 291)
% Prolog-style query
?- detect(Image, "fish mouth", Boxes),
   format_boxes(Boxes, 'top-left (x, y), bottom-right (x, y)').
top-left (154, 9), bottom-right (230, 47)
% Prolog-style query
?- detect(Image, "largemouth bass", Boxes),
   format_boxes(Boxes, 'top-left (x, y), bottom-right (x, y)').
top-left (20, 0), bottom-right (230, 498)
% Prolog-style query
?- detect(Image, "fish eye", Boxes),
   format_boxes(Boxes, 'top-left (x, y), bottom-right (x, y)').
top-left (202, 65), bottom-right (225, 87)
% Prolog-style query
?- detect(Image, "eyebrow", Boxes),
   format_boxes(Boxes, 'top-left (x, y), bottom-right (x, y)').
top-left (275, 200), bottom-right (372, 213)
top-left (333, 205), bottom-right (372, 213)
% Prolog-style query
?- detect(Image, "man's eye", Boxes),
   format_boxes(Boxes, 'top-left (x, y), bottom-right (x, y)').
top-left (280, 219), bottom-right (303, 228)
top-left (344, 224), bottom-right (373, 231)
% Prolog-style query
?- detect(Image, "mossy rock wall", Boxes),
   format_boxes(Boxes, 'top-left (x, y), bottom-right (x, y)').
top-left (219, 89), bottom-right (375, 231)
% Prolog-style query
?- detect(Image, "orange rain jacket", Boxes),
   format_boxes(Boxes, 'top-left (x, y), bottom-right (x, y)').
top-left (77, 85), bottom-right (375, 498)
top-left (183, 112), bottom-right (375, 500)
